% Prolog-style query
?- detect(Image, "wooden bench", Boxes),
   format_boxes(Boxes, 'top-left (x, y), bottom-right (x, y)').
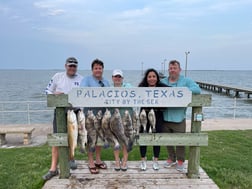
top-left (0, 126), bottom-right (35, 145)
top-left (47, 88), bottom-right (211, 179)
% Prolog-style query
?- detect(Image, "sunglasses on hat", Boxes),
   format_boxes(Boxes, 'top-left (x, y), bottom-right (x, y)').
top-left (67, 64), bottom-right (77, 68)
top-left (68, 60), bottom-right (78, 64)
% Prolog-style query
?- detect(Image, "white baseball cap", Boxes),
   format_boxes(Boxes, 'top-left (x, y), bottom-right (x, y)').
top-left (112, 69), bottom-right (123, 77)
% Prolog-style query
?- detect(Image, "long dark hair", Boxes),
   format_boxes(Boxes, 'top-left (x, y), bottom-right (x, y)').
top-left (138, 68), bottom-right (161, 87)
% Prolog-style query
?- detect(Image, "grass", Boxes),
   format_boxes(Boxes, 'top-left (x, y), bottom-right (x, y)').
top-left (0, 130), bottom-right (252, 189)
top-left (200, 130), bottom-right (252, 189)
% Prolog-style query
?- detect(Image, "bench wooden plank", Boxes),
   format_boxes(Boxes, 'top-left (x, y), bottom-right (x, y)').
top-left (47, 133), bottom-right (68, 147)
top-left (47, 133), bottom-right (208, 147)
top-left (137, 133), bottom-right (208, 146)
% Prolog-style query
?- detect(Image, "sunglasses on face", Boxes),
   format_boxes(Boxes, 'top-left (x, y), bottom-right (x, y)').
top-left (113, 75), bottom-right (122, 78)
top-left (99, 80), bottom-right (105, 87)
top-left (68, 65), bottom-right (77, 68)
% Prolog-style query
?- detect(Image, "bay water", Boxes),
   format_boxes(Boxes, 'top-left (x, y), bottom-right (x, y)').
top-left (0, 70), bottom-right (252, 124)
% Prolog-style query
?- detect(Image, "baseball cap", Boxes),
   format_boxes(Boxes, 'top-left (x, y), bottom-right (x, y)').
top-left (112, 69), bottom-right (123, 77)
top-left (66, 57), bottom-right (78, 66)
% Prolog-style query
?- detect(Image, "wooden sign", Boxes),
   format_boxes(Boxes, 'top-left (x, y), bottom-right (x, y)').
top-left (68, 87), bottom-right (192, 107)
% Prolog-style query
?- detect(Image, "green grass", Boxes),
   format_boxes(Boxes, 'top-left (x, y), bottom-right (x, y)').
top-left (0, 130), bottom-right (251, 189)
top-left (200, 130), bottom-right (252, 189)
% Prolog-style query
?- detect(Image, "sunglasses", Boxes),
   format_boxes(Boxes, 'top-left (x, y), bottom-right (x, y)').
top-left (113, 75), bottom-right (122, 78)
top-left (68, 60), bottom-right (78, 64)
top-left (68, 65), bottom-right (77, 68)
top-left (99, 80), bottom-right (105, 87)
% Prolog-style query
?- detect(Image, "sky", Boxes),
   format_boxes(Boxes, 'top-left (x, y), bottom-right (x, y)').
top-left (0, 0), bottom-right (252, 71)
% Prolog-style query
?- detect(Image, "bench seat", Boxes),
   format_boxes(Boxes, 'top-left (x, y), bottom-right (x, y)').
top-left (0, 127), bottom-right (35, 145)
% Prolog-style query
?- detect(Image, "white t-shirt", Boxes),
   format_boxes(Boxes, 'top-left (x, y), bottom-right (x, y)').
top-left (45, 72), bottom-right (83, 94)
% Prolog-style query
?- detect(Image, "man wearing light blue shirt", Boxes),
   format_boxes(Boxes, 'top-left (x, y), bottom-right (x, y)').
top-left (161, 60), bottom-right (201, 172)
top-left (80, 59), bottom-right (109, 174)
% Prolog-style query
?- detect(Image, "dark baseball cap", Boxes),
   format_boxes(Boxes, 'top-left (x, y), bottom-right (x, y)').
top-left (66, 57), bottom-right (78, 66)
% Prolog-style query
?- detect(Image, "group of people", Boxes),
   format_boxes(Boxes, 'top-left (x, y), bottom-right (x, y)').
top-left (42, 57), bottom-right (201, 180)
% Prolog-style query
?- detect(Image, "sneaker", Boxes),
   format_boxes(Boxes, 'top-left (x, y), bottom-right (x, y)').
top-left (42, 169), bottom-right (59, 181)
top-left (114, 160), bottom-right (121, 171)
top-left (120, 159), bottom-right (128, 171)
top-left (69, 160), bottom-right (77, 170)
top-left (140, 160), bottom-right (147, 171)
top-left (152, 161), bottom-right (159, 170)
top-left (164, 159), bottom-right (176, 168)
top-left (176, 160), bottom-right (185, 172)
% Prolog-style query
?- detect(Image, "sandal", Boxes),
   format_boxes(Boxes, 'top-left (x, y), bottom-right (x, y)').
top-left (42, 169), bottom-right (59, 181)
top-left (95, 162), bottom-right (107, 169)
top-left (88, 166), bottom-right (99, 174)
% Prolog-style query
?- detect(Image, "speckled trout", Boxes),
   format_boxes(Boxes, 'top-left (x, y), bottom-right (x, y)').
top-left (67, 110), bottom-right (78, 160)
top-left (77, 110), bottom-right (88, 153)
top-left (93, 110), bottom-right (109, 148)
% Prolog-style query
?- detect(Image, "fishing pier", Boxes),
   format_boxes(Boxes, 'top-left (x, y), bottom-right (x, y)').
top-left (43, 87), bottom-right (218, 189)
top-left (196, 81), bottom-right (252, 98)
top-left (43, 160), bottom-right (217, 189)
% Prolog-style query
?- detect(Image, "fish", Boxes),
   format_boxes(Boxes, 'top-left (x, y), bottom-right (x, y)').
top-left (148, 109), bottom-right (156, 133)
top-left (85, 110), bottom-right (97, 152)
top-left (139, 109), bottom-right (148, 133)
top-left (110, 108), bottom-right (130, 152)
top-left (67, 110), bottom-right (78, 160)
top-left (122, 110), bottom-right (134, 151)
top-left (132, 110), bottom-right (140, 137)
top-left (101, 109), bottom-right (120, 150)
top-left (93, 110), bottom-right (109, 148)
top-left (77, 109), bottom-right (88, 153)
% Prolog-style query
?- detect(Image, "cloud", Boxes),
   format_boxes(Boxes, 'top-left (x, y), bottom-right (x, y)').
top-left (33, 0), bottom-right (74, 9)
top-left (33, 26), bottom-right (93, 44)
top-left (119, 7), bottom-right (151, 18)
top-left (209, 1), bottom-right (252, 12)
top-left (47, 9), bottom-right (65, 16)
top-left (0, 4), bottom-right (11, 15)
top-left (33, 1), bottom-right (66, 16)
top-left (33, 1), bottom-right (53, 9)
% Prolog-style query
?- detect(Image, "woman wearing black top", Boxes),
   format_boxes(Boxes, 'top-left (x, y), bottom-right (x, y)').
top-left (138, 68), bottom-right (169, 171)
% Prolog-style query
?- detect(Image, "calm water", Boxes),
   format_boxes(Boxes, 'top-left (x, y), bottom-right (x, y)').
top-left (0, 70), bottom-right (252, 124)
